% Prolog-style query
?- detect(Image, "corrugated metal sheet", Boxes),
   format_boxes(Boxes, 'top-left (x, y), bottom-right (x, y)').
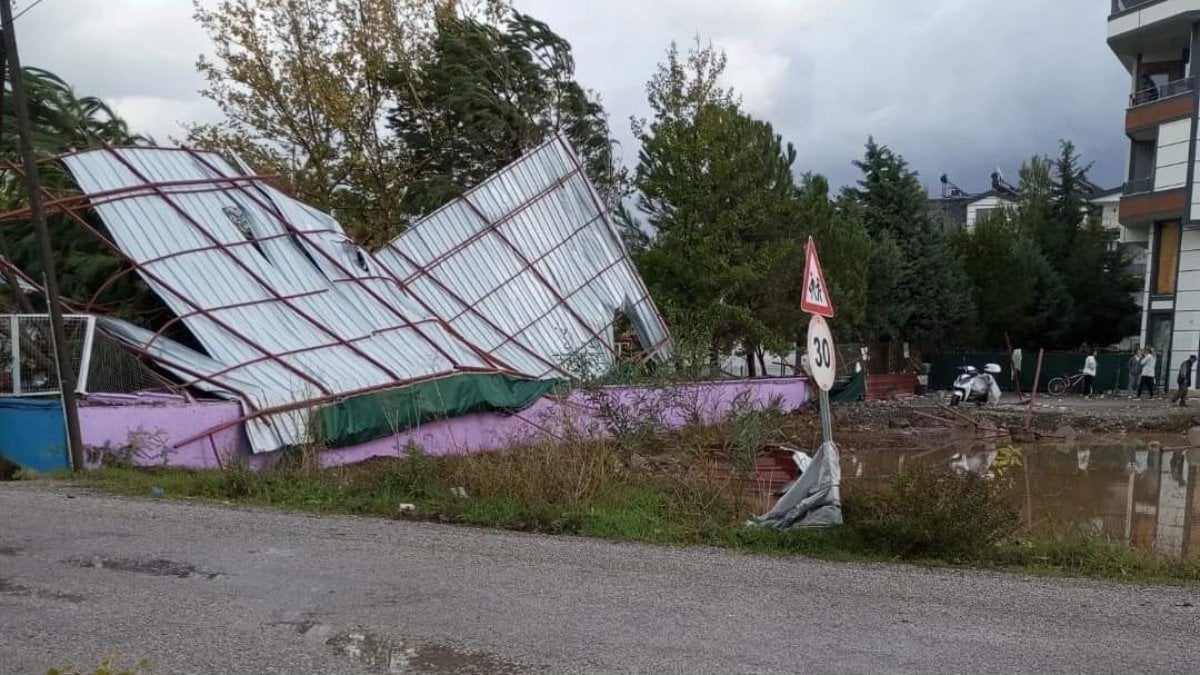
top-left (60, 136), bottom-right (669, 454)
top-left (374, 135), bottom-right (670, 379)
top-left (62, 147), bottom-right (496, 453)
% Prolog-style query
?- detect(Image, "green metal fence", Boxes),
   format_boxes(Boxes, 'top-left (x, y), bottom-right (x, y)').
top-left (928, 351), bottom-right (1137, 394)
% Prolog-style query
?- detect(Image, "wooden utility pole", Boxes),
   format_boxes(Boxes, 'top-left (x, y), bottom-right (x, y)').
top-left (0, 0), bottom-right (85, 470)
top-left (1024, 348), bottom-right (1045, 433)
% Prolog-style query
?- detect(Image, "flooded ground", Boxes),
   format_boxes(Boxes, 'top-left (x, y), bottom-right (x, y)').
top-left (841, 435), bottom-right (1200, 559)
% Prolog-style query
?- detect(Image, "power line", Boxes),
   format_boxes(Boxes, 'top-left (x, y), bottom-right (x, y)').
top-left (7, 0), bottom-right (45, 25)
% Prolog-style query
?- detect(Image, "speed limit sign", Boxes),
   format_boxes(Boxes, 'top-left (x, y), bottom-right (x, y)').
top-left (806, 314), bottom-right (836, 392)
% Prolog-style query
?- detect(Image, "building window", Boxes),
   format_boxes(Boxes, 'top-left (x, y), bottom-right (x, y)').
top-left (1155, 220), bottom-right (1181, 295)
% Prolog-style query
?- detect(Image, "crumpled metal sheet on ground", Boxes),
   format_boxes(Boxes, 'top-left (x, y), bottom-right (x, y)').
top-left (374, 135), bottom-right (670, 379)
top-left (59, 137), bottom-right (669, 454)
top-left (62, 147), bottom-right (498, 453)
top-left (749, 441), bottom-right (843, 528)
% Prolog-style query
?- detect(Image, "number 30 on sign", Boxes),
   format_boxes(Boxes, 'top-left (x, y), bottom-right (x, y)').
top-left (806, 314), bottom-right (836, 392)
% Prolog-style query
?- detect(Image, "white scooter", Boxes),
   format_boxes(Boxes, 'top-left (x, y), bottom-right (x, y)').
top-left (950, 363), bottom-right (1002, 407)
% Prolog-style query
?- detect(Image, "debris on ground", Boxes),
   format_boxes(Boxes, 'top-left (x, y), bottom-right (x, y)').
top-left (747, 441), bottom-right (842, 529)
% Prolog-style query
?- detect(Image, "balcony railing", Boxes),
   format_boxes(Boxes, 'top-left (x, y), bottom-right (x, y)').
top-left (1124, 176), bottom-right (1154, 195)
top-left (1130, 77), bottom-right (1196, 107)
top-left (1112, 0), bottom-right (1164, 15)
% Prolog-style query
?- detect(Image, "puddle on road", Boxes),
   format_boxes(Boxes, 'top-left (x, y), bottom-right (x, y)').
top-left (845, 437), bottom-right (1200, 559)
top-left (0, 546), bottom-right (22, 556)
top-left (64, 556), bottom-right (221, 579)
top-left (325, 629), bottom-right (527, 674)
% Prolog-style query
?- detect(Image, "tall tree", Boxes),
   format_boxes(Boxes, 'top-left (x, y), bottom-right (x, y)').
top-left (1044, 141), bottom-right (1089, 269)
top-left (386, 10), bottom-right (626, 220)
top-left (635, 101), bottom-right (797, 372)
top-left (954, 141), bottom-right (1139, 350)
top-left (846, 138), bottom-right (975, 351)
top-left (633, 40), bottom-right (810, 373)
top-left (954, 211), bottom-right (1073, 348)
top-left (0, 67), bottom-right (150, 160)
top-left (188, 0), bottom-right (506, 246)
top-left (775, 174), bottom-right (871, 341)
top-left (1060, 216), bottom-right (1141, 346)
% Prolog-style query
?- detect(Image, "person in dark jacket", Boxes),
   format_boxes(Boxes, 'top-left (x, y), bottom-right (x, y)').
top-left (1176, 355), bottom-right (1198, 406)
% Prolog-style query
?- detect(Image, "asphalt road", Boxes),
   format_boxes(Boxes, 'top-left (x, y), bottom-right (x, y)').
top-left (1, 483), bottom-right (1197, 675)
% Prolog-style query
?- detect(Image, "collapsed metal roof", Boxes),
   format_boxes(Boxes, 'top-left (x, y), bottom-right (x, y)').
top-left (374, 135), bottom-right (669, 380)
top-left (44, 136), bottom-right (668, 453)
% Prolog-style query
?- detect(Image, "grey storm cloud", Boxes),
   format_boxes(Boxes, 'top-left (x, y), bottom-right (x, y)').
top-left (18, 0), bottom-right (1130, 193)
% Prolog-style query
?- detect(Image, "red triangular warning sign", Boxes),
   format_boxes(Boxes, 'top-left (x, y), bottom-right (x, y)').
top-left (800, 237), bottom-right (835, 318)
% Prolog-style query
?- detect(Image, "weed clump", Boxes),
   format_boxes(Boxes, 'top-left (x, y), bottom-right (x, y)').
top-left (846, 467), bottom-right (1020, 562)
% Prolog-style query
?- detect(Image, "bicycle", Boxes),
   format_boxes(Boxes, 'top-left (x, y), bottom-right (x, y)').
top-left (1046, 372), bottom-right (1086, 397)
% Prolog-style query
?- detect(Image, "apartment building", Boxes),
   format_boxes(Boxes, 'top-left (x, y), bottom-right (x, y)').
top-left (1109, 0), bottom-right (1200, 385)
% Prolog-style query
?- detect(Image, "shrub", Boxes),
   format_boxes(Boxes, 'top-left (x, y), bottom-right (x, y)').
top-left (375, 444), bottom-right (450, 503)
top-left (847, 466), bottom-right (1020, 562)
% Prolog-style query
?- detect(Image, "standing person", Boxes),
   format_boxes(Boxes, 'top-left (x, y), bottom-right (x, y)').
top-left (1176, 355), bottom-right (1197, 406)
top-left (1138, 347), bottom-right (1157, 399)
top-left (1128, 347), bottom-right (1143, 395)
top-left (1083, 349), bottom-right (1098, 398)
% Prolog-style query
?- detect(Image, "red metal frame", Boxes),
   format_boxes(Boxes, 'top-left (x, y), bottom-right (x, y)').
top-left (381, 244), bottom-right (571, 379)
top-left (440, 210), bottom-right (605, 322)
top-left (4, 160), bottom-right (337, 396)
top-left (552, 136), bottom-right (670, 357)
top-left (381, 134), bottom-right (671, 378)
top-left (175, 146), bottom-right (518, 377)
top-left (392, 163), bottom-right (585, 286)
top-left (98, 148), bottom-right (410, 385)
top-left (457, 192), bottom-right (620, 361)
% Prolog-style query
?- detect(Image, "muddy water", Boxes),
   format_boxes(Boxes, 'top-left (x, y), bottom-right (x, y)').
top-left (843, 437), bottom-right (1200, 559)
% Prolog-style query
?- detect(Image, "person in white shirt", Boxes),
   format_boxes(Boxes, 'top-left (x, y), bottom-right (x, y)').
top-left (1137, 347), bottom-right (1157, 399)
top-left (1083, 349), bottom-right (1098, 398)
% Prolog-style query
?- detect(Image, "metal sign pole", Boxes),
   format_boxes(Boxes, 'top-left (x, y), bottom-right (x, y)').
top-left (819, 389), bottom-right (833, 444)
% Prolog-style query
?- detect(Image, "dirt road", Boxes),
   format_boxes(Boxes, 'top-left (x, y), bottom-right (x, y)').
top-left (1, 483), bottom-right (1196, 674)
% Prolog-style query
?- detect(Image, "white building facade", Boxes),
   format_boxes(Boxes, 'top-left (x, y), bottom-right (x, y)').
top-left (1109, 0), bottom-right (1200, 385)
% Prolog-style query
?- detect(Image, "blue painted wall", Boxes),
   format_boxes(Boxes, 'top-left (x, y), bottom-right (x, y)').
top-left (0, 398), bottom-right (68, 473)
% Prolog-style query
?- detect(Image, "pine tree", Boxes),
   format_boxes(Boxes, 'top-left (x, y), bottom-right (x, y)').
top-left (387, 10), bottom-right (626, 223)
top-left (846, 138), bottom-right (975, 350)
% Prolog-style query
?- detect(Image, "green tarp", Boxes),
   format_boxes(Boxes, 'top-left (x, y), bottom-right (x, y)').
top-left (317, 374), bottom-right (565, 448)
top-left (830, 370), bottom-right (865, 403)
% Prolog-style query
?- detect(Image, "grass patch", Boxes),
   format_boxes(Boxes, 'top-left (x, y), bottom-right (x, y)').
top-left (74, 439), bottom-right (1200, 584)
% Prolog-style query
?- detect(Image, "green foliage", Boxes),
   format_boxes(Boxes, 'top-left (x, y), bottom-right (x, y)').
top-left (631, 40), bottom-right (872, 368)
top-left (634, 97), bottom-right (797, 363)
top-left (80, 443), bottom-right (1200, 583)
top-left (188, 0), bottom-right (453, 247)
top-left (387, 9), bottom-right (626, 222)
top-left (0, 67), bottom-right (169, 326)
top-left (0, 67), bottom-right (150, 160)
top-left (845, 138), bottom-right (975, 349)
top-left (761, 175), bottom-right (871, 346)
top-left (846, 467), bottom-right (1020, 562)
top-left (955, 142), bottom-right (1140, 349)
top-left (955, 211), bottom-right (1074, 348)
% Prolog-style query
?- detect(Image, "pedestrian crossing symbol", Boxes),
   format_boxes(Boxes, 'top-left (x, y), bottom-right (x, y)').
top-left (800, 237), bottom-right (835, 318)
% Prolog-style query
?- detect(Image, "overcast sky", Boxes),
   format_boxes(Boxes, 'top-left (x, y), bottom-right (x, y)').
top-left (17, 0), bottom-right (1130, 194)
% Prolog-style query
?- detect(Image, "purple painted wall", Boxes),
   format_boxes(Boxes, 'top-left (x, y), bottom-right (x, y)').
top-left (78, 395), bottom-right (246, 469)
top-left (318, 378), bottom-right (808, 468)
top-left (77, 378), bottom-right (808, 470)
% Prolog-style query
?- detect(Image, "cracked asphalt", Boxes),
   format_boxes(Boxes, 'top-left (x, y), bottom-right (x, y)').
top-left (1, 482), bottom-right (1197, 674)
